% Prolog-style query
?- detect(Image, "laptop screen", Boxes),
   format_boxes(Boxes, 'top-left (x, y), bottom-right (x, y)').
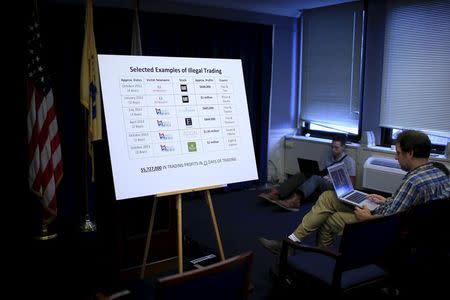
top-left (328, 163), bottom-right (353, 197)
top-left (297, 158), bottom-right (320, 175)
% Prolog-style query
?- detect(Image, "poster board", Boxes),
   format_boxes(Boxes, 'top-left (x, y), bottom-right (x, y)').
top-left (98, 55), bottom-right (258, 200)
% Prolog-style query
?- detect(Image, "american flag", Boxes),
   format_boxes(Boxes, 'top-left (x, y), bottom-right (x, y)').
top-left (26, 9), bottom-right (63, 222)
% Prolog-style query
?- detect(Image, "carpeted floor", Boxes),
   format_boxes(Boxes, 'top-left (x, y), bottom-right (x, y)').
top-left (182, 185), bottom-right (317, 299)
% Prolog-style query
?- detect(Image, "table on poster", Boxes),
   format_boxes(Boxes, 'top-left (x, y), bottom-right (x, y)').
top-left (121, 75), bottom-right (239, 160)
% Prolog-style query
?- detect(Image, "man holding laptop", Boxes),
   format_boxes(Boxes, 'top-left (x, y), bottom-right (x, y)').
top-left (327, 162), bottom-right (379, 211)
top-left (259, 136), bottom-right (356, 211)
top-left (260, 130), bottom-right (450, 251)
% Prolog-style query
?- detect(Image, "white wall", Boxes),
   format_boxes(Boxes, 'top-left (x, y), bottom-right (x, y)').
top-left (267, 129), bottom-right (296, 183)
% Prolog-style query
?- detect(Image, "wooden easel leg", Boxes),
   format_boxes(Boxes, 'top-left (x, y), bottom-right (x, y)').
top-left (177, 194), bottom-right (183, 273)
top-left (205, 190), bottom-right (225, 261)
top-left (140, 197), bottom-right (158, 279)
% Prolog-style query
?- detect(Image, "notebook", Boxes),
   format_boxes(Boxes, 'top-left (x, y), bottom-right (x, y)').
top-left (297, 158), bottom-right (321, 177)
top-left (327, 162), bottom-right (379, 211)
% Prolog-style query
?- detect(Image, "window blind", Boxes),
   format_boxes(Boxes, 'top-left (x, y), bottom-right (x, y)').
top-left (300, 1), bottom-right (364, 135)
top-left (380, 0), bottom-right (450, 138)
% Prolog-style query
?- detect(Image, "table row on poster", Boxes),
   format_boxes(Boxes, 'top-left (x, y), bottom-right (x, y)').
top-left (121, 77), bottom-right (233, 95)
top-left (123, 104), bottom-right (235, 120)
top-left (127, 127), bottom-right (238, 145)
top-left (122, 94), bottom-right (234, 107)
top-left (125, 115), bottom-right (238, 131)
top-left (128, 138), bottom-right (239, 159)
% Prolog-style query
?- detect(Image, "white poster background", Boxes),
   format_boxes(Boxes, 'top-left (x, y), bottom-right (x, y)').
top-left (98, 55), bottom-right (258, 200)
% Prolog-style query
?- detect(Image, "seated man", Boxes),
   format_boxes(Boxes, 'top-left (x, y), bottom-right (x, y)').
top-left (259, 130), bottom-right (450, 253)
top-left (259, 135), bottom-right (356, 212)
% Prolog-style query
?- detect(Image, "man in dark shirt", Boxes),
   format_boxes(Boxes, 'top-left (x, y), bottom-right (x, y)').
top-left (259, 136), bottom-right (355, 211)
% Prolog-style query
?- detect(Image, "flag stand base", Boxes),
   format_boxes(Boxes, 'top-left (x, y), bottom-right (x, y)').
top-left (34, 223), bottom-right (58, 240)
top-left (80, 214), bottom-right (97, 232)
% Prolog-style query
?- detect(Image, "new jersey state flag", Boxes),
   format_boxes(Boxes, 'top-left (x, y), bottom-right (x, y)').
top-left (80, 0), bottom-right (102, 181)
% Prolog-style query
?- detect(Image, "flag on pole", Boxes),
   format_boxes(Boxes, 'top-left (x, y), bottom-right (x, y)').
top-left (81, 0), bottom-right (102, 181)
top-left (26, 7), bottom-right (63, 222)
top-left (131, 0), bottom-right (142, 55)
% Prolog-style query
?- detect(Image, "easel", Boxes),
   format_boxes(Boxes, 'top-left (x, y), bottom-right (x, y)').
top-left (140, 185), bottom-right (226, 278)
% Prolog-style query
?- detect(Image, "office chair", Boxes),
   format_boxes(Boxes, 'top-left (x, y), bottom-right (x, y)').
top-left (104, 252), bottom-right (253, 300)
top-left (394, 198), bottom-right (450, 295)
top-left (155, 251), bottom-right (253, 300)
top-left (400, 163), bottom-right (449, 271)
top-left (400, 198), bottom-right (449, 254)
top-left (278, 213), bottom-right (403, 295)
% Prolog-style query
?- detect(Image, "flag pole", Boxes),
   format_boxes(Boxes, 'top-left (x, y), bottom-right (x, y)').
top-left (80, 106), bottom-right (96, 232)
top-left (80, 0), bottom-right (100, 233)
top-left (35, 221), bottom-right (58, 240)
top-left (34, 202), bottom-right (58, 240)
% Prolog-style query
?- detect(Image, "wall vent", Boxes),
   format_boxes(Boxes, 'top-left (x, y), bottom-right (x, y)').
top-left (363, 156), bottom-right (406, 194)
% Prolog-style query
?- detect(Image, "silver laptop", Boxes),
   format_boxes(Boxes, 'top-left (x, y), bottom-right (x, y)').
top-left (327, 163), bottom-right (379, 211)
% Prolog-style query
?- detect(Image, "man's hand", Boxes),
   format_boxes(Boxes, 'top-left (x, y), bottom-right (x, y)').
top-left (367, 194), bottom-right (386, 204)
top-left (354, 206), bottom-right (374, 220)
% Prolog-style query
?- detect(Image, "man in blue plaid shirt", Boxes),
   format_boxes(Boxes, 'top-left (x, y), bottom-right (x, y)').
top-left (260, 130), bottom-right (450, 251)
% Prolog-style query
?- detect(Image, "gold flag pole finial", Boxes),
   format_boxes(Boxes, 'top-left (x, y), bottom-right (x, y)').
top-left (80, 213), bottom-right (97, 232)
top-left (35, 223), bottom-right (58, 240)
top-left (34, 215), bottom-right (58, 240)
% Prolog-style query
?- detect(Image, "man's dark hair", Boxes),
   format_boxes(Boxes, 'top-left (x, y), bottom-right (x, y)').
top-left (332, 135), bottom-right (347, 147)
top-left (395, 130), bottom-right (431, 158)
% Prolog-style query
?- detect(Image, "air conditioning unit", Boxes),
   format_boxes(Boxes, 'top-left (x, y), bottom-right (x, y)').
top-left (363, 156), bottom-right (406, 194)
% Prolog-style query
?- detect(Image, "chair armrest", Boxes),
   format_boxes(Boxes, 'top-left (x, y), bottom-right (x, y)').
top-left (279, 238), bottom-right (340, 281)
top-left (281, 238), bottom-right (339, 258)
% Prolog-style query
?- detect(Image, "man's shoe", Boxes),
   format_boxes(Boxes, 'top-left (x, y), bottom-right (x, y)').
top-left (258, 191), bottom-right (279, 204)
top-left (275, 194), bottom-right (300, 212)
top-left (258, 237), bottom-right (282, 255)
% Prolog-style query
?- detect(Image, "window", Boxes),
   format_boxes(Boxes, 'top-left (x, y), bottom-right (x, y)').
top-left (391, 129), bottom-right (450, 154)
top-left (380, 0), bottom-right (450, 140)
top-left (299, 1), bottom-right (365, 137)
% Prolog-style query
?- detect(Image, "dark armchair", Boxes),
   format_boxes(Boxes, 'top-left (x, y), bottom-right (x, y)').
top-left (156, 251), bottom-right (253, 300)
top-left (394, 198), bottom-right (450, 295)
top-left (278, 213), bottom-right (404, 295)
top-left (99, 251), bottom-right (253, 300)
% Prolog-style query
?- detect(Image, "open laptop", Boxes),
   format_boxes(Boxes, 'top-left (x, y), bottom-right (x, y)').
top-left (297, 158), bottom-right (321, 177)
top-left (327, 162), bottom-right (379, 211)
